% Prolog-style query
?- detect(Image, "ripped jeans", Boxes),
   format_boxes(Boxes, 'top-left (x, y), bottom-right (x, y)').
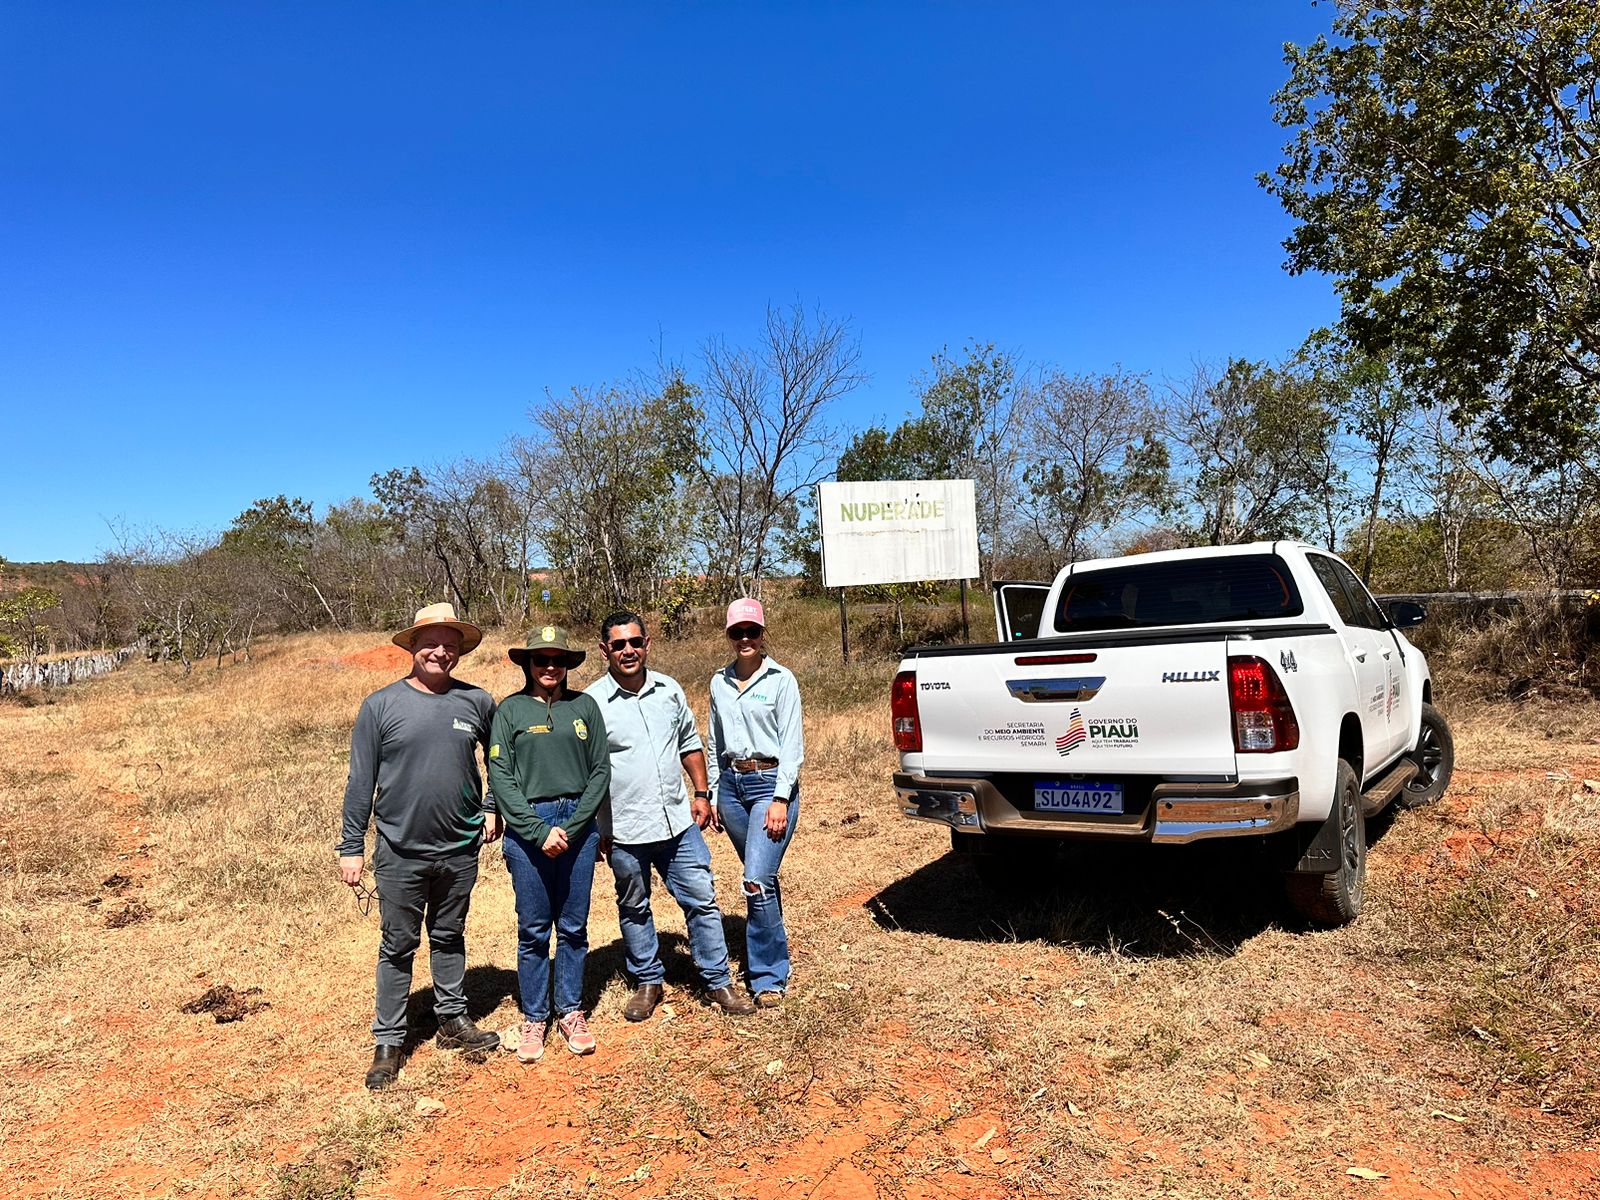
top-left (716, 769), bottom-right (798, 996)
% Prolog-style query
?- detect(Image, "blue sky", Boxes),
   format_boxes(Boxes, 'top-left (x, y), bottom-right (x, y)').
top-left (1, 2), bottom-right (1338, 563)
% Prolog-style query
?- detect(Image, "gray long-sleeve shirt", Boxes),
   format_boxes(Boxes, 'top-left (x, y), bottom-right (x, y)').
top-left (337, 678), bottom-right (497, 858)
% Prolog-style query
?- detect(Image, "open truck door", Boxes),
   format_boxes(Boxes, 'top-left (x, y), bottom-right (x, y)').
top-left (992, 580), bottom-right (1051, 641)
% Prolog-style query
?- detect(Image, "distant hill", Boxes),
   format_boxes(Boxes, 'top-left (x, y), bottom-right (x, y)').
top-left (0, 561), bottom-right (103, 591)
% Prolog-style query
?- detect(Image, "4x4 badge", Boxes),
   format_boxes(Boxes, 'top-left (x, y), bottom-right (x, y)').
top-left (1279, 650), bottom-right (1298, 672)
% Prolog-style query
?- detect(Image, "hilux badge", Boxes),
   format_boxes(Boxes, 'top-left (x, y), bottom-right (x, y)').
top-left (1161, 670), bottom-right (1220, 683)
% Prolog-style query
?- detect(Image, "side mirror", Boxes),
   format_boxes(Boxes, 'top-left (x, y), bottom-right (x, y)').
top-left (1384, 600), bottom-right (1426, 629)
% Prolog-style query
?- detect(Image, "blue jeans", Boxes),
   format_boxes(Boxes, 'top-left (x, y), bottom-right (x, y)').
top-left (717, 770), bottom-right (798, 996)
top-left (501, 799), bottom-right (600, 1022)
top-left (608, 823), bottom-right (733, 990)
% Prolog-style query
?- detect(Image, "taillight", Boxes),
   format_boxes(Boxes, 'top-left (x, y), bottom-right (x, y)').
top-left (1228, 655), bottom-right (1299, 753)
top-left (891, 670), bottom-right (921, 752)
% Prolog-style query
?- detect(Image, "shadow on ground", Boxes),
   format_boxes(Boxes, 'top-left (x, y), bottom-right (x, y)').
top-left (865, 843), bottom-right (1294, 957)
top-left (400, 919), bottom-right (756, 1047)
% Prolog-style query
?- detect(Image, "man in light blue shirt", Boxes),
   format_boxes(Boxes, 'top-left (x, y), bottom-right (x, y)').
top-left (589, 611), bottom-right (756, 1021)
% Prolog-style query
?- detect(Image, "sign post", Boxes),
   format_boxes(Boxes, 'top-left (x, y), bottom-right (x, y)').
top-left (817, 479), bottom-right (980, 660)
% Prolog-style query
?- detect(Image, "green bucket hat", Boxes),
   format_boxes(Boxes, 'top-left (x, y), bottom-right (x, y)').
top-left (508, 624), bottom-right (586, 669)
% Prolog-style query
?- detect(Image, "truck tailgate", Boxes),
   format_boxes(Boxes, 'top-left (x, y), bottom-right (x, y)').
top-left (913, 638), bottom-right (1237, 778)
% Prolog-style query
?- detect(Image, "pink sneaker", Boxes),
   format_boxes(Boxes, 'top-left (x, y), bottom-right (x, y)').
top-left (517, 1020), bottom-right (545, 1063)
top-left (556, 1010), bottom-right (596, 1055)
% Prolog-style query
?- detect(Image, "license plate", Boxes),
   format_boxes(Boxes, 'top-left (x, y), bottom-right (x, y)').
top-left (1034, 780), bottom-right (1124, 814)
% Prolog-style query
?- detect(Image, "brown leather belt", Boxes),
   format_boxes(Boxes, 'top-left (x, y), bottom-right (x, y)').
top-left (726, 756), bottom-right (778, 773)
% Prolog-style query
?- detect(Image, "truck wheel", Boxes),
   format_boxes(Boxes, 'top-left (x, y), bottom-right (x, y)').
top-left (1284, 761), bottom-right (1365, 928)
top-left (1395, 702), bottom-right (1454, 810)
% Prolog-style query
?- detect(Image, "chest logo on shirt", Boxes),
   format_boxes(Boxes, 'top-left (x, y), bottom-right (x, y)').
top-left (452, 718), bottom-right (476, 733)
top-left (573, 718), bottom-right (589, 740)
top-left (527, 725), bottom-right (552, 734)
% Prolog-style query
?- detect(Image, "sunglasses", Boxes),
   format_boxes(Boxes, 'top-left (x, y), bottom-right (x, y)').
top-left (529, 655), bottom-right (569, 669)
top-left (606, 636), bottom-right (646, 651)
top-left (351, 879), bottom-right (380, 917)
top-left (727, 625), bottom-right (764, 640)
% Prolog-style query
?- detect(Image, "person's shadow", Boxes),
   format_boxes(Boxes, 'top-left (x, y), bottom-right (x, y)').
top-left (403, 914), bottom-right (754, 1045)
top-left (402, 964), bottom-right (518, 1050)
top-left (581, 914), bottom-right (753, 1008)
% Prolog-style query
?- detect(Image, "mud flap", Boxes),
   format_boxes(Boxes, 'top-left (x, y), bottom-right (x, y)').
top-left (1282, 802), bottom-right (1343, 875)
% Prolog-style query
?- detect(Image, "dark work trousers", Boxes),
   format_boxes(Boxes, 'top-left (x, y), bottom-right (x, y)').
top-left (371, 839), bottom-right (480, 1046)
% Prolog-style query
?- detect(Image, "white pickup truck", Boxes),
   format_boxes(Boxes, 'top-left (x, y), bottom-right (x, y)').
top-left (892, 542), bottom-right (1454, 926)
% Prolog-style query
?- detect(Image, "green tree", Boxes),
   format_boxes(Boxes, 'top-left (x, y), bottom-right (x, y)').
top-left (0, 582), bottom-right (60, 664)
top-left (1295, 334), bottom-right (1417, 581)
top-left (1264, 1), bottom-right (1600, 468)
top-left (222, 495), bottom-right (342, 629)
top-left (1169, 359), bottom-right (1338, 545)
top-left (915, 342), bottom-right (1028, 583)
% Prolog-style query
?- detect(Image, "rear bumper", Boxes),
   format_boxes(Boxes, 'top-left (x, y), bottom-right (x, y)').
top-left (895, 772), bottom-right (1299, 845)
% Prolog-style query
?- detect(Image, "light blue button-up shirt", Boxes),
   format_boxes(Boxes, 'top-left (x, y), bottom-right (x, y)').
top-left (586, 670), bottom-right (704, 845)
top-left (706, 657), bottom-right (804, 803)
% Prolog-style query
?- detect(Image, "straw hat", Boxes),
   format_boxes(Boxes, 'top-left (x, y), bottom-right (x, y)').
top-left (391, 602), bottom-right (483, 655)
top-left (508, 625), bottom-right (586, 669)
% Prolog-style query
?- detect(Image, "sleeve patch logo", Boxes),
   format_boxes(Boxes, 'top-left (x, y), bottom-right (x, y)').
top-left (489, 744), bottom-right (501, 759)
top-left (573, 718), bottom-right (589, 740)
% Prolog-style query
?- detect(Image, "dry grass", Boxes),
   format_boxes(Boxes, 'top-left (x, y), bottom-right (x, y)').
top-left (1413, 600), bottom-right (1600, 703)
top-left (0, 608), bottom-right (1597, 1199)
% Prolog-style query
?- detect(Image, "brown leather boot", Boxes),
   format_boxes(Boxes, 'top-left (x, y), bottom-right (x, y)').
top-left (623, 983), bottom-right (664, 1022)
top-left (707, 985), bottom-right (757, 1016)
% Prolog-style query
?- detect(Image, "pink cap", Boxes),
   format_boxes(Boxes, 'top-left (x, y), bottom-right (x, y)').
top-left (726, 598), bottom-right (766, 629)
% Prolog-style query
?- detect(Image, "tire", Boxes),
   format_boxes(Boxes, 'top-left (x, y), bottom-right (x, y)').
top-left (1395, 702), bottom-right (1454, 810)
top-left (1284, 760), bottom-right (1365, 928)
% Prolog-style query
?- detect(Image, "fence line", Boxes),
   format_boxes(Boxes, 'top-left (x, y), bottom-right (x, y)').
top-left (0, 643), bottom-right (143, 695)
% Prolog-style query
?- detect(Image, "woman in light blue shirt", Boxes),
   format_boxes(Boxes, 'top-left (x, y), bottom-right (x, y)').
top-left (706, 597), bottom-right (804, 1007)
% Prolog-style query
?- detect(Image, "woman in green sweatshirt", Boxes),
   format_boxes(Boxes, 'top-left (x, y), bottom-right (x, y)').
top-left (487, 627), bottom-right (610, 1061)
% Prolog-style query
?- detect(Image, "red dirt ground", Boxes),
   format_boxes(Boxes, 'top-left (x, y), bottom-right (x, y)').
top-left (9, 762), bottom-right (1600, 1199)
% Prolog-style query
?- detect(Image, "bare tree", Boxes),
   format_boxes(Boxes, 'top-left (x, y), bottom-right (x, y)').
top-left (518, 376), bottom-right (697, 620)
top-left (1473, 447), bottom-right (1597, 591)
top-left (1017, 367), bottom-right (1172, 565)
top-left (697, 304), bottom-right (865, 597)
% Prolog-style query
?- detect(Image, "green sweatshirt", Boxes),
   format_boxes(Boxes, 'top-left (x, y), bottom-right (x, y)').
top-left (487, 689), bottom-right (610, 847)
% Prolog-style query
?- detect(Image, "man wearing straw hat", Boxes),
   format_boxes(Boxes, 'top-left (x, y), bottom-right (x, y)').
top-left (338, 602), bottom-right (503, 1089)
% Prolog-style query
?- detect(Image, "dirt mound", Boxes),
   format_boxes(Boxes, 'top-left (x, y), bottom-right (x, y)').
top-left (340, 644), bottom-right (411, 671)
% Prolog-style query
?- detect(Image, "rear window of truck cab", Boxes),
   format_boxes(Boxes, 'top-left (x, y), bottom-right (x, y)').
top-left (1052, 553), bottom-right (1305, 632)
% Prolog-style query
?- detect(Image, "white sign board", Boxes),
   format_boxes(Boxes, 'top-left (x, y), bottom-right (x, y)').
top-left (817, 479), bottom-right (979, 588)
